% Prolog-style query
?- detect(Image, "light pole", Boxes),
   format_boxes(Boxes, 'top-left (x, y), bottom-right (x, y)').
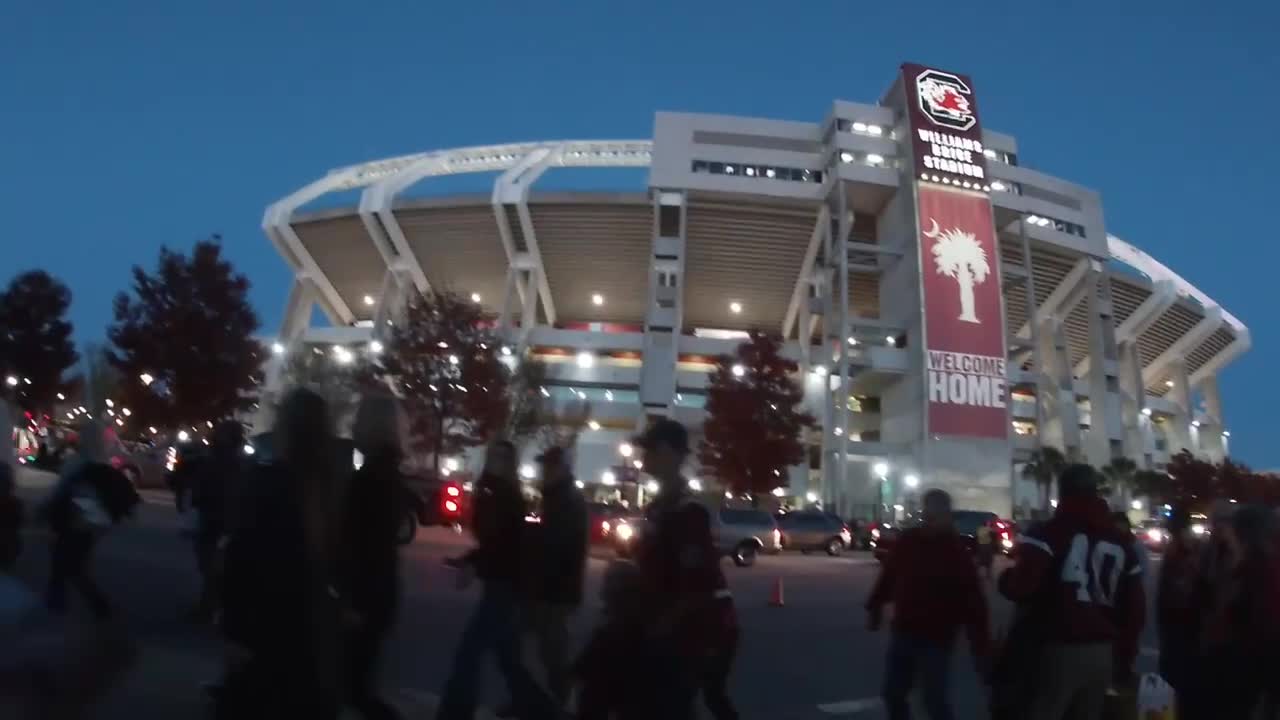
top-left (873, 461), bottom-right (890, 523)
top-left (903, 474), bottom-right (920, 518)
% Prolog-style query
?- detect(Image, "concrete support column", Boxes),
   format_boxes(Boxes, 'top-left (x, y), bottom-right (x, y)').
top-left (1037, 317), bottom-right (1082, 458)
top-left (1117, 341), bottom-right (1151, 466)
top-left (1195, 374), bottom-right (1227, 462)
top-left (638, 191), bottom-right (686, 424)
top-left (1166, 359), bottom-right (1193, 456)
top-left (1083, 272), bottom-right (1123, 466)
top-left (254, 275), bottom-right (318, 432)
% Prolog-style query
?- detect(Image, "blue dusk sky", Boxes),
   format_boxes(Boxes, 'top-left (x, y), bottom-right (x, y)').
top-left (3, 1), bottom-right (1277, 465)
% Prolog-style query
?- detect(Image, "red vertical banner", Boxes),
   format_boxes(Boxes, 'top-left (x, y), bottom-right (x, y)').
top-left (917, 184), bottom-right (1008, 438)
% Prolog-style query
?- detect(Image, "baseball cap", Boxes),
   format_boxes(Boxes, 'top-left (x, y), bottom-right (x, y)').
top-left (636, 418), bottom-right (690, 454)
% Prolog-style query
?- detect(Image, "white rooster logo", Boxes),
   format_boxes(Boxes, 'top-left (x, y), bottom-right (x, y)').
top-left (925, 218), bottom-right (990, 324)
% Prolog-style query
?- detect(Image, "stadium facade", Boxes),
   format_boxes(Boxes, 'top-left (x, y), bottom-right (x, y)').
top-left (258, 63), bottom-right (1249, 518)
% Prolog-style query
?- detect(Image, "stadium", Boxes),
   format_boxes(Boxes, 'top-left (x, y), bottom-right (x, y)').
top-left (257, 63), bottom-right (1249, 518)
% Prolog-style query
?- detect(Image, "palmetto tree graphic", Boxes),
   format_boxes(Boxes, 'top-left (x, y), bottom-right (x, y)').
top-left (925, 218), bottom-right (990, 324)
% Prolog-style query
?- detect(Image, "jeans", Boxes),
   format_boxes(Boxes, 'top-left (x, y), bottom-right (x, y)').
top-left (700, 630), bottom-right (739, 720)
top-left (882, 632), bottom-right (954, 720)
top-left (436, 583), bottom-right (555, 720)
top-left (46, 531), bottom-right (111, 620)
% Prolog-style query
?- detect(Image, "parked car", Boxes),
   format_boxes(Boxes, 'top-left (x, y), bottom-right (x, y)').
top-left (776, 511), bottom-right (852, 556)
top-left (872, 510), bottom-right (1016, 562)
top-left (587, 502), bottom-right (631, 545)
top-left (717, 507), bottom-right (782, 567)
top-left (1137, 518), bottom-right (1169, 553)
top-left (612, 505), bottom-right (781, 568)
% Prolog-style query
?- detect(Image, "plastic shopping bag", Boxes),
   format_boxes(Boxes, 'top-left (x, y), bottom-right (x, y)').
top-left (1137, 673), bottom-right (1175, 720)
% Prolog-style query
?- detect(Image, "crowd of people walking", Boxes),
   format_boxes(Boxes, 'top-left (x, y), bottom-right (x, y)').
top-left (3, 384), bottom-right (1279, 719)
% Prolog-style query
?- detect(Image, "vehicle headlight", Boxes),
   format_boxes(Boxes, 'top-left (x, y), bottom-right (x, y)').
top-left (616, 523), bottom-right (634, 541)
top-left (1146, 528), bottom-right (1164, 543)
top-left (1001, 537), bottom-right (1014, 549)
top-left (1191, 523), bottom-right (1207, 536)
top-left (871, 528), bottom-right (880, 539)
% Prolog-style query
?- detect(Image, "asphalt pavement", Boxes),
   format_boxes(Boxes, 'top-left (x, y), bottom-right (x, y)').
top-left (10, 467), bottom-right (1162, 719)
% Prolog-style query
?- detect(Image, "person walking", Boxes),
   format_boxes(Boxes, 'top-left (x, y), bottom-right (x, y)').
top-left (189, 420), bottom-right (244, 622)
top-left (436, 441), bottom-right (555, 720)
top-left (519, 445), bottom-right (587, 711)
top-left (1182, 504), bottom-right (1277, 719)
top-left (343, 394), bottom-right (406, 720)
top-left (41, 420), bottom-right (139, 620)
top-left (1155, 505), bottom-right (1201, 714)
top-left (998, 464), bottom-right (1146, 720)
top-left (975, 521), bottom-right (996, 582)
top-left (866, 488), bottom-right (990, 720)
top-left (635, 418), bottom-right (738, 720)
top-left (574, 560), bottom-right (656, 720)
top-left (218, 388), bottom-right (345, 720)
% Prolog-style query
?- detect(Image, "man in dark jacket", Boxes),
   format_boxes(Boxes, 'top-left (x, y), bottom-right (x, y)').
top-left (998, 464), bottom-right (1145, 720)
top-left (438, 442), bottom-right (555, 720)
top-left (529, 446), bottom-right (587, 708)
top-left (866, 488), bottom-right (990, 720)
top-left (190, 421), bottom-right (244, 621)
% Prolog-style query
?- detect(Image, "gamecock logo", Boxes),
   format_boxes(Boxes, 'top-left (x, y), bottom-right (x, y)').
top-left (916, 69), bottom-right (976, 131)
top-left (925, 218), bottom-right (989, 324)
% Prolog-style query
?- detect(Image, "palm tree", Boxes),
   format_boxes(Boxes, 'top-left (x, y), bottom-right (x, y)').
top-left (1022, 446), bottom-right (1067, 511)
top-left (925, 219), bottom-right (991, 324)
top-left (1100, 457), bottom-right (1138, 509)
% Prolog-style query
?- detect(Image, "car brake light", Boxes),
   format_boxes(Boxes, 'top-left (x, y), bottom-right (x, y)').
top-left (601, 520), bottom-right (611, 534)
top-left (871, 528), bottom-right (881, 539)
top-left (444, 499), bottom-right (459, 513)
top-left (446, 486), bottom-right (461, 498)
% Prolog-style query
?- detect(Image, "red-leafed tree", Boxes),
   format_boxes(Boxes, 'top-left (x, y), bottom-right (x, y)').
top-left (371, 290), bottom-right (509, 474)
top-left (107, 237), bottom-right (262, 432)
top-left (0, 270), bottom-right (78, 413)
top-left (1163, 450), bottom-right (1217, 506)
top-left (699, 332), bottom-right (814, 497)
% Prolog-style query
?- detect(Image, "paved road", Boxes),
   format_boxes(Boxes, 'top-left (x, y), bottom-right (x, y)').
top-left (11, 468), bottom-right (1162, 719)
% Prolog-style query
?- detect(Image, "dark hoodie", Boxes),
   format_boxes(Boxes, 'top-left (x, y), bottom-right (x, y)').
top-left (999, 496), bottom-right (1145, 670)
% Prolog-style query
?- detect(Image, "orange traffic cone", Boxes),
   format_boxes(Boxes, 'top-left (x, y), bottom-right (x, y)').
top-left (768, 577), bottom-right (785, 607)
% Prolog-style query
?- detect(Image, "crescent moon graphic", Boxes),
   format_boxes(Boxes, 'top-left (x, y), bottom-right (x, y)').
top-left (924, 218), bottom-right (941, 237)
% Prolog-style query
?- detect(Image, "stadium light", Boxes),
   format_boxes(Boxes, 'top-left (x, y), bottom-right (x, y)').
top-left (520, 463), bottom-right (536, 480)
top-left (805, 491), bottom-right (819, 504)
top-left (729, 301), bottom-right (743, 314)
top-left (771, 487), bottom-right (785, 498)
top-left (56, 393), bottom-right (65, 401)
top-left (601, 470), bottom-right (617, 486)
top-left (592, 293), bottom-right (605, 306)
top-left (369, 340), bottom-right (383, 354)
top-left (1142, 407), bottom-right (1153, 417)
top-left (839, 151), bottom-right (854, 163)
top-left (865, 125), bottom-right (883, 136)
top-left (178, 430), bottom-right (190, 442)
top-left (645, 480), bottom-right (660, 493)
top-left (847, 336), bottom-right (858, 346)
top-left (470, 292), bottom-right (481, 303)
top-left (363, 295), bottom-right (375, 306)
top-left (866, 153), bottom-right (884, 165)
top-left (904, 474), bottom-right (920, 489)
top-left (874, 462), bottom-right (889, 478)
top-left (688, 478), bottom-right (702, 492)
top-left (139, 373), bottom-right (154, 386)
top-left (618, 442), bottom-right (633, 458)
top-left (588, 420), bottom-right (601, 431)
top-left (3, 376), bottom-right (16, 387)
top-left (731, 364), bottom-right (745, 378)
top-left (812, 365), bottom-right (827, 377)
top-left (576, 352), bottom-right (595, 369)
top-left (271, 342), bottom-right (285, 355)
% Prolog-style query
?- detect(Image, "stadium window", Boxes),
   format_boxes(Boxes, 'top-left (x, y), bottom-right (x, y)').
top-left (659, 205), bottom-right (681, 237)
top-left (692, 160), bottom-right (709, 173)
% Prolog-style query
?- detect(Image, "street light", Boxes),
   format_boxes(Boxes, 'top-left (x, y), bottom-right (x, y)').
top-left (805, 491), bottom-right (819, 504)
top-left (771, 487), bottom-right (785, 498)
top-left (139, 373), bottom-right (154, 386)
top-left (688, 478), bottom-right (703, 492)
top-left (601, 470), bottom-right (617, 486)
top-left (618, 442), bottom-right (634, 458)
top-left (904, 474), bottom-right (920, 489)
top-left (874, 462), bottom-right (889, 478)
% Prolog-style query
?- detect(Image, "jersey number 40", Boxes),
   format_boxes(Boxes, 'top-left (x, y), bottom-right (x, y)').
top-left (1059, 534), bottom-right (1126, 607)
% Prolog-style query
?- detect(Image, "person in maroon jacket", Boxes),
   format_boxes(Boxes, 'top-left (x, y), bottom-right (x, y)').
top-left (998, 464), bottom-right (1145, 720)
top-left (866, 488), bottom-right (990, 720)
